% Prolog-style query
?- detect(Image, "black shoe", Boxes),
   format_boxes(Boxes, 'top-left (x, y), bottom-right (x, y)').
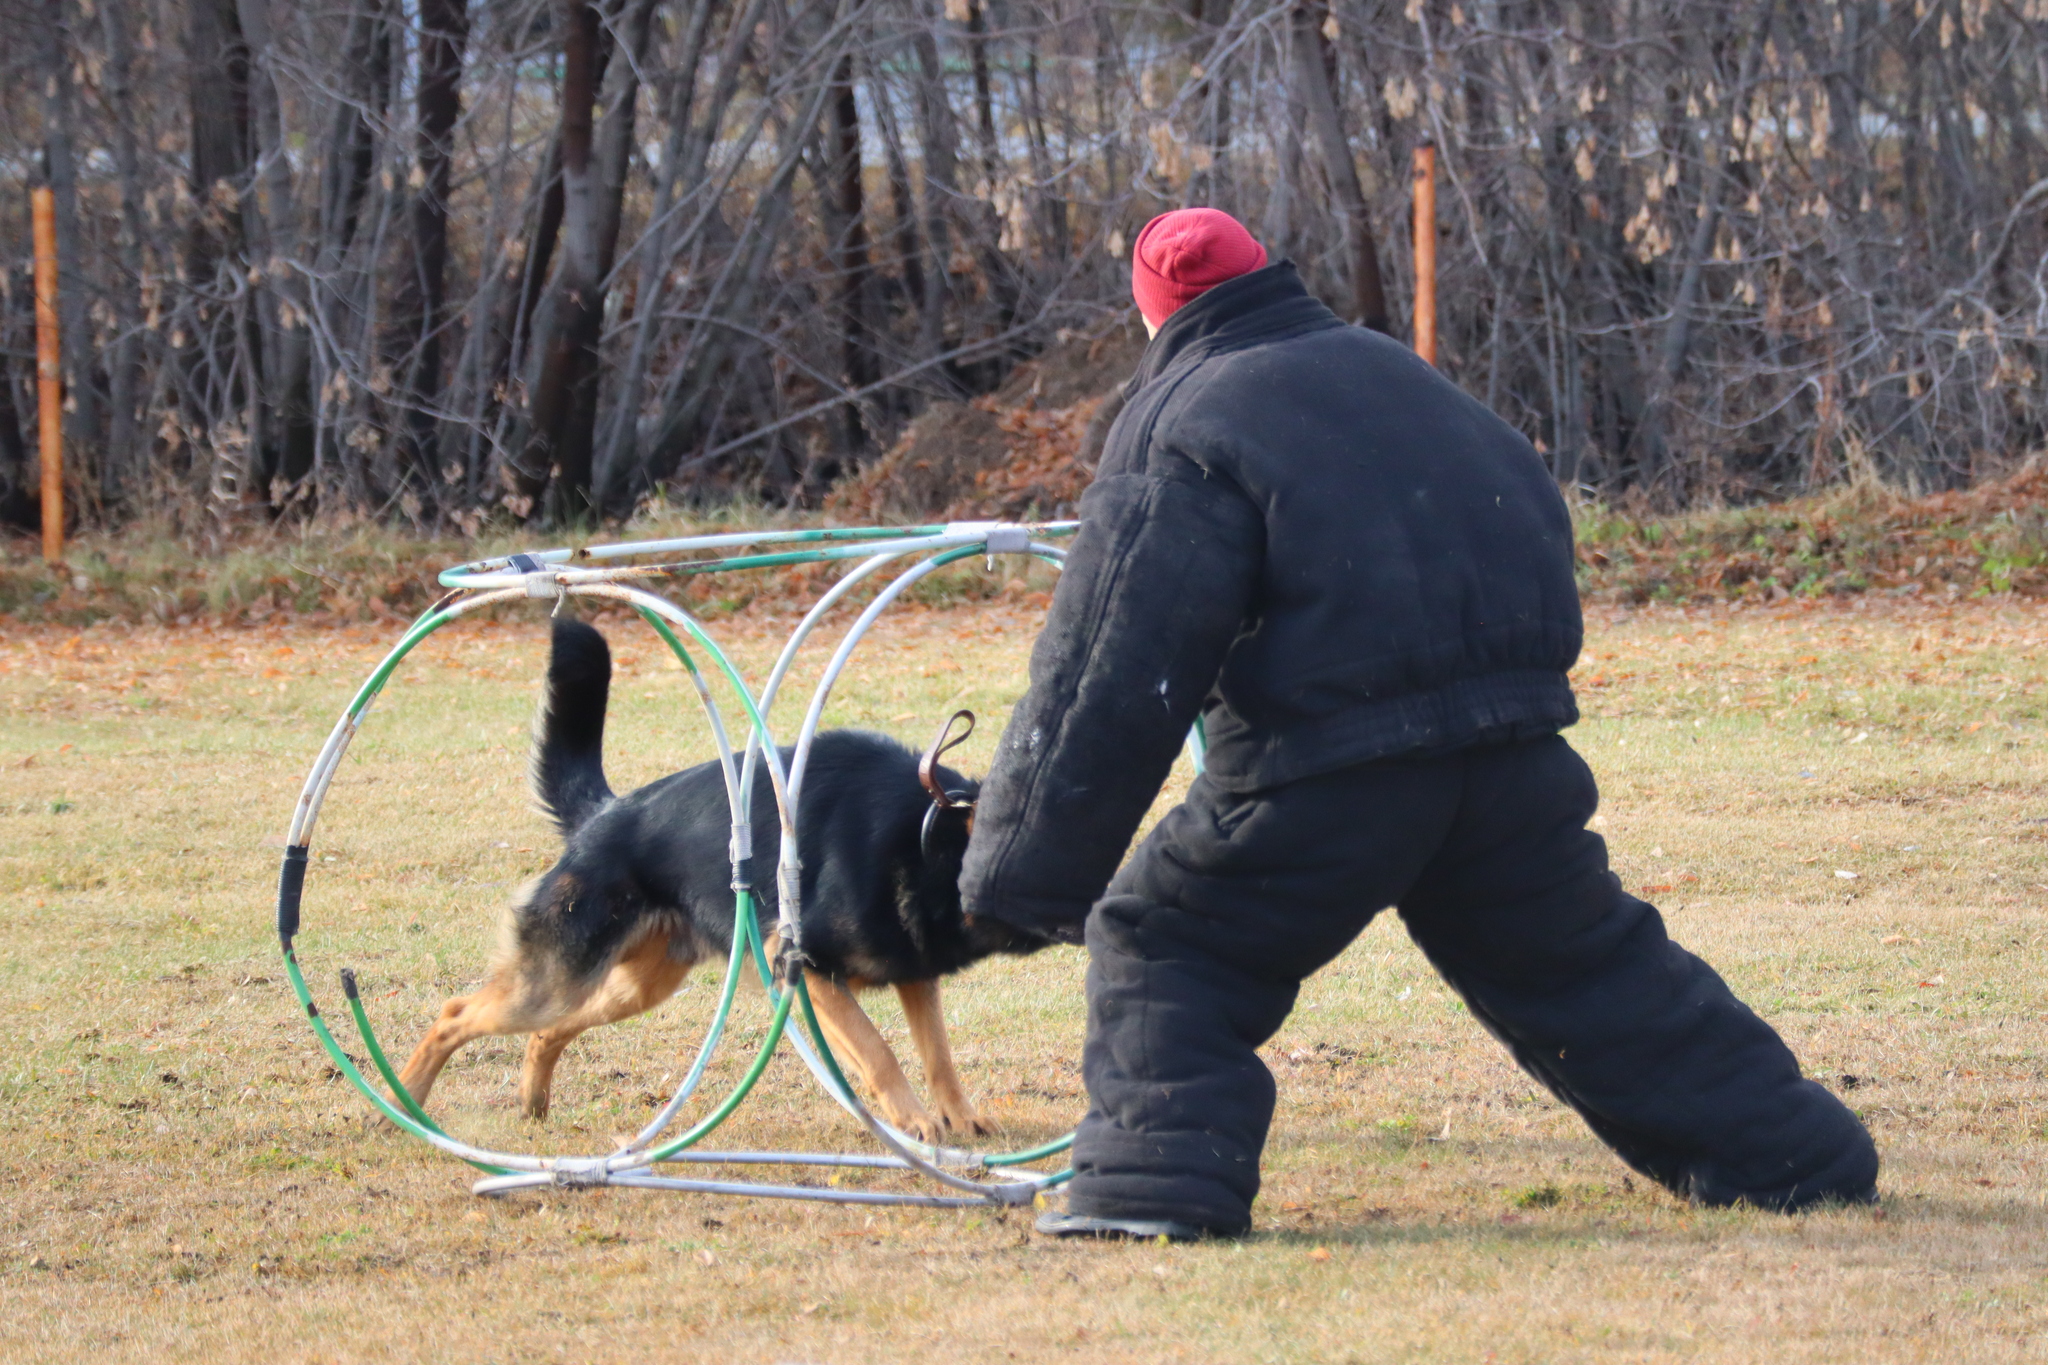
top-left (1034, 1211), bottom-right (1214, 1241)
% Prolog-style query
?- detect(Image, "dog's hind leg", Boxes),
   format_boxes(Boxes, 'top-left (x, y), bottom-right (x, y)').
top-left (396, 973), bottom-right (538, 1110)
top-left (519, 930), bottom-right (695, 1120)
top-left (895, 978), bottom-right (993, 1136)
top-left (800, 970), bottom-right (943, 1143)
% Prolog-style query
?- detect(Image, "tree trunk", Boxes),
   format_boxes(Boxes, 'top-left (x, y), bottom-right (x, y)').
top-left (870, 52), bottom-right (926, 323)
top-left (231, 0), bottom-right (301, 509)
top-left (911, 19), bottom-right (961, 367)
top-left (1291, 0), bottom-right (1389, 333)
top-left (99, 0), bottom-right (152, 507)
top-left (828, 51), bottom-right (878, 459)
top-left (517, 0), bottom-right (651, 525)
top-left (1022, 45), bottom-right (1068, 260)
top-left (302, 0), bottom-right (390, 510)
top-left (181, 0), bottom-right (254, 500)
top-left (395, 0), bottom-right (468, 518)
top-left (1093, 9), bottom-right (1122, 201)
top-left (0, 273), bottom-right (31, 528)
top-left (964, 0), bottom-right (1001, 186)
top-left (509, 0), bottom-right (602, 520)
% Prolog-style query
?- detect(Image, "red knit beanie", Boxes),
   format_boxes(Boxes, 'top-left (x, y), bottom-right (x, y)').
top-left (1130, 208), bottom-right (1269, 329)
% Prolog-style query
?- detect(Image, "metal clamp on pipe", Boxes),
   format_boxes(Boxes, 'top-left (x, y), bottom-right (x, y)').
top-left (982, 525), bottom-right (1030, 556)
top-left (550, 1159), bottom-right (611, 1189)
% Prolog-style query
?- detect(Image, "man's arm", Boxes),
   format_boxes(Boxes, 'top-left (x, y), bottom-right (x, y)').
top-left (960, 465), bottom-right (1263, 941)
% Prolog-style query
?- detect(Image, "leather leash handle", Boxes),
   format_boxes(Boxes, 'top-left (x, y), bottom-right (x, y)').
top-left (918, 709), bottom-right (976, 806)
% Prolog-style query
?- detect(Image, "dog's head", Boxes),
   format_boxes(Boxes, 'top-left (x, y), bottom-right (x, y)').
top-left (916, 710), bottom-right (1053, 959)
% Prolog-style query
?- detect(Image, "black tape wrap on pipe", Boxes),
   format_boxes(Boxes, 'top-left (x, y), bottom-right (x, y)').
top-left (278, 845), bottom-right (309, 946)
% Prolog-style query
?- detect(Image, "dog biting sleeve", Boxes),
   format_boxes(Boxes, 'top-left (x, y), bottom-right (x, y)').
top-left (960, 465), bottom-right (1262, 941)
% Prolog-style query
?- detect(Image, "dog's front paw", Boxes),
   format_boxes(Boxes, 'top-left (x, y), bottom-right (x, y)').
top-left (873, 1096), bottom-right (943, 1144)
top-left (934, 1101), bottom-right (994, 1137)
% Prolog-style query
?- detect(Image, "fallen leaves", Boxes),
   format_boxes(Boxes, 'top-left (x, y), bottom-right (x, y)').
top-left (1574, 465), bottom-right (2048, 602)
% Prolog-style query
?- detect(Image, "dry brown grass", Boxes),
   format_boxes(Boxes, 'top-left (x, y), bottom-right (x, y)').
top-left (3, 584), bottom-right (2047, 1363)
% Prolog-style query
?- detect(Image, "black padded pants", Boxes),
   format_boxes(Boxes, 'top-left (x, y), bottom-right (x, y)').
top-left (1067, 736), bottom-right (1879, 1233)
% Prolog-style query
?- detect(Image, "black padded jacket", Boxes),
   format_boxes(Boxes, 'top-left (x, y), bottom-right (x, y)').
top-left (960, 262), bottom-right (1583, 941)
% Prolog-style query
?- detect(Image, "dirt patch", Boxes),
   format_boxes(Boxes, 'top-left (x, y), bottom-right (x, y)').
top-left (824, 400), bottom-right (1013, 523)
top-left (991, 322), bottom-right (1148, 410)
top-left (831, 323), bottom-right (1147, 522)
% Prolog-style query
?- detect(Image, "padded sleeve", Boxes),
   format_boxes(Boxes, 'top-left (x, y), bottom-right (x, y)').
top-left (959, 468), bottom-right (1264, 941)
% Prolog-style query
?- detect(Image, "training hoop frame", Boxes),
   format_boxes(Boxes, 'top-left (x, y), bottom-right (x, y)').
top-left (269, 520), bottom-right (1192, 1207)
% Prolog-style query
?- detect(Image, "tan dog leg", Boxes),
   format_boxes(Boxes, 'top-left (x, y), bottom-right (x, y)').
top-left (396, 973), bottom-right (535, 1109)
top-left (396, 930), bottom-right (695, 1119)
top-left (895, 978), bottom-right (992, 1135)
top-left (801, 969), bottom-right (943, 1142)
top-left (518, 931), bottom-right (695, 1119)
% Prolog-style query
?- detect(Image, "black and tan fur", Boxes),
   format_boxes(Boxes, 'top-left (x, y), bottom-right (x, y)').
top-left (396, 618), bottom-right (1050, 1140)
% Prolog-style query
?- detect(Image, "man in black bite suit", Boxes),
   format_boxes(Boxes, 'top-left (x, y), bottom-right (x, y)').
top-left (960, 207), bottom-right (1879, 1240)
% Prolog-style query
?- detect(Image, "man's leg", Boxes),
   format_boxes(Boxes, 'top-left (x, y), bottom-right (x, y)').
top-left (1398, 736), bottom-right (1878, 1210)
top-left (1063, 761), bottom-right (1462, 1233)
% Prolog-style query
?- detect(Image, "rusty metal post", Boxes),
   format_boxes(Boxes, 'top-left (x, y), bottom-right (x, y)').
top-left (1412, 142), bottom-right (1438, 367)
top-left (32, 185), bottom-right (63, 565)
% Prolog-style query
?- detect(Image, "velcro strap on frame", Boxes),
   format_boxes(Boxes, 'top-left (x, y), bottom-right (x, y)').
top-left (729, 822), bottom-right (754, 890)
top-left (277, 845), bottom-right (309, 946)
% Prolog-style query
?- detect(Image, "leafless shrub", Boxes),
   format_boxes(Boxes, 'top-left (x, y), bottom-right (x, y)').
top-left (0, 0), bottom-right (2040, 528)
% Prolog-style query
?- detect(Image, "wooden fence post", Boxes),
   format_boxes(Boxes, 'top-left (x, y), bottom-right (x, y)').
top-left (1411, 141), bottom-right (1437, 367)
top-left (32, 185), bottom-right (63, 565)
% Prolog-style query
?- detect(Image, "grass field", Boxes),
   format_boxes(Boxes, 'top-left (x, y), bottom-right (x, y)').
top-left (3, 575), bottom-right (2047, 1363)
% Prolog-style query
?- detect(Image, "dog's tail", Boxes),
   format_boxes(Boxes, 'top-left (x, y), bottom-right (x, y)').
top-left (531, 617), bottom-right (615, 837)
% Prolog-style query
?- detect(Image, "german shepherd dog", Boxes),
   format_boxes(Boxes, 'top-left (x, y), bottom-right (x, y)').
top-left (396, 618), bottom-right (1051, 1140)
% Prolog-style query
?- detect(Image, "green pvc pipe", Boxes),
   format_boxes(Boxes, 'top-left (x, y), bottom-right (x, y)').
top-left (280, 945), bottom-right (507, 1174)
top-left (341, 975), bottom-right (441, 1132)
top-left (340, 606), bottom-right (455, 721)
top-left (983, 1134), bottom-right (1075, 1166)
